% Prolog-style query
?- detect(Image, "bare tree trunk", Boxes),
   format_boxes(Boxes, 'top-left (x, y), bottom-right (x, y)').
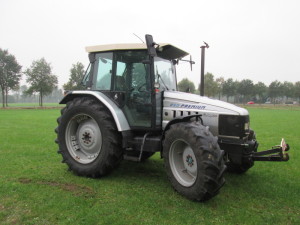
top-left (39, 90), bottom-right (43, 107)
top-left (5, 87), bottom-right (8, 107)
top-left (5, 93), bottom-right (7, 107)
top-left (1, 89), bottom-right (5, 108)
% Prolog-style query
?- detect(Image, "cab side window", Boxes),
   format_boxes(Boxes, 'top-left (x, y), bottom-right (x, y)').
top-left (115, 61), bottom-right (127, 91)
top-left (94, 53), bottom-right (113, 90)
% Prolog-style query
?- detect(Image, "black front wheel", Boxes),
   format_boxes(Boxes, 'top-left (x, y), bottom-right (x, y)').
top-left (163, 122), bottom-right (226, 201)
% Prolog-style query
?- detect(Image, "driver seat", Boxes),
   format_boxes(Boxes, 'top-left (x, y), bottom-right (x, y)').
top-left (115, 76), bottom-right (126, 91)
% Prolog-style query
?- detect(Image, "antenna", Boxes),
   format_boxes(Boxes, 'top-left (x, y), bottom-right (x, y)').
top-left (133, 33), bottom-right (145, 43)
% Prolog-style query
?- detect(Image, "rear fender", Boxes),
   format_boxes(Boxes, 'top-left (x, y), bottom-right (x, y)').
top-left (60, 90), bottom-right (130, 132)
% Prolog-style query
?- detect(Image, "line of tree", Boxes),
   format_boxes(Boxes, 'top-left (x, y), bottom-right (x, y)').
top-left (0, 48), bottom-right (61, 107)
top-left (63, 62), bottom-right (85, 91)
top-left (0, 48), bottom-right (22, 107)
top-left (178, 73), bottom-right (300, 104)
top-left (24, 58), bottom-right (58, 106)
top-left (8, 86), bottom-right (64, 104)
top-left (0, 48), bottom-right (86, 107)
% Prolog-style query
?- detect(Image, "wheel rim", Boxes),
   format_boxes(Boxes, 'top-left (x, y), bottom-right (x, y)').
top-left (65, 114), bottom-right (102, 164)
top-left (169, 139), bottom-right (197, 187)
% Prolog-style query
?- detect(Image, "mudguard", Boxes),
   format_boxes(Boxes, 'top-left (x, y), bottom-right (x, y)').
top-left (60, 90), bottom-right (130, 132)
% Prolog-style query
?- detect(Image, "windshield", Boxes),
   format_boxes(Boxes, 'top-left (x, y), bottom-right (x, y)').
top-left (154, 57), bottom-right (177, 91)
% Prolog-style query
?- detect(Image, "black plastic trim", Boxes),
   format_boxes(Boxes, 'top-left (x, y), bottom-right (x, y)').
top-left (219, 115), bottom-right (249, 138)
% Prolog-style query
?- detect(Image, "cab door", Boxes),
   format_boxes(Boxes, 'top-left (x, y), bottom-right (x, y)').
top-left (113, 51), bottom-right (152, 128)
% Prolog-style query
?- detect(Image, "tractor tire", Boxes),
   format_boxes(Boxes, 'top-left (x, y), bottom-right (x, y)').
top-left (163, 122), bottom-right (226, 201)
top-left (55, 97), bottom-right (123, 177)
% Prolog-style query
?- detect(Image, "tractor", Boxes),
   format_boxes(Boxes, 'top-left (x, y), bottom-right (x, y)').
top-left (55, 35), bottom-right (289, 201)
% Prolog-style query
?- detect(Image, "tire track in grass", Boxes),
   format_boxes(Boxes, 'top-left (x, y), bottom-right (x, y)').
top-left (18, 178), bottom-right (95, 197)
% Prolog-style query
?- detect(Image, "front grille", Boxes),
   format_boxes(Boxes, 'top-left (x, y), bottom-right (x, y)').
top-left (219, 115), bottom-right (249, 138)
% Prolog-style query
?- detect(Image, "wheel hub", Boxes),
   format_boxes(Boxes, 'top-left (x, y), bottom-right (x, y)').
top-left (186, 154), bottom-right (194, 167)
top-left (182, 146), bottom-right (197, 174)
top-left (82, 132), bottom-right (92, 144)
top-left (66, 115), bottom-right (102, 164)
top-left (78, 126), bottom-right (95, 148)
top-left (169, 139), bottom-right (198, 187)
top-left (77, 120), bottom-right (100, 153)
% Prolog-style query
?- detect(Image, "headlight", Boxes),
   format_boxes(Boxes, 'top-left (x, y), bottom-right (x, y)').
top-left (244, 122), bottom-right (250, 131)
top-left (219, 115), bottom-right (249, 138)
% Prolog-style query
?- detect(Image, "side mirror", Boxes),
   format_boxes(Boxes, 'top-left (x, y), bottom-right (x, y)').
top-left (88, 53), bottom-right (96, 63)
top-left (189, 55), bottom-right (195, 71)
top-left (145, 34), bottom-right (157, 57)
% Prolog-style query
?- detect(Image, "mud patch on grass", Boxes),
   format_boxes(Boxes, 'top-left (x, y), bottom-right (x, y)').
top-left (38, 181), bottom-right (95, 197)
top-left (18, 178), bottom-right (32, 184)
top-left (18, 178), bottom-right (95, 197)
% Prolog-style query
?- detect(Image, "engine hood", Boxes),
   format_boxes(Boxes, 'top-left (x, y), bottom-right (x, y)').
top-left (163, 91), bottom-right (248, 116)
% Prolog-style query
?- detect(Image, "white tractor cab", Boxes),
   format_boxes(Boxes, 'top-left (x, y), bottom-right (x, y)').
top-left (56, 35), bottom-right (289, 201)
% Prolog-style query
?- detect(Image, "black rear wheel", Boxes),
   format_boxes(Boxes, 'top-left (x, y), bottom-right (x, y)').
top-left (55, 97), bottom-right (123, 177)
top-left (163, 122), bottom-right (226, 201)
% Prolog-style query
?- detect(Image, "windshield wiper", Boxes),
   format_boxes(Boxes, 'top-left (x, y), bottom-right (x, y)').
top-left (156, 66), bottom-right (169, 91)
top-left (157, 74), bottom-right (169, 91)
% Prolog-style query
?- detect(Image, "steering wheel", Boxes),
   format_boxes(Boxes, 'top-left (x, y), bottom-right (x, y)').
top-left (138, 83), bottom-right (147, 92)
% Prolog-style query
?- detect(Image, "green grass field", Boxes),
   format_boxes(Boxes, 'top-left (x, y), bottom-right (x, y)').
top-left (0, 107), bottom-right (299, 225)
top-left (2, 103), bottom-right (62, 108)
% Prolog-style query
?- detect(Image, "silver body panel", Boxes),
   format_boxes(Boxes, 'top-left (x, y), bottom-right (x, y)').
top-left (163, 91), bottom-right (249, 136)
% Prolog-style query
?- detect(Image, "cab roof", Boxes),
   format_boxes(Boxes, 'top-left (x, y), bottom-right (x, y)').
top-left (85, 43), bottom-right (189, 60)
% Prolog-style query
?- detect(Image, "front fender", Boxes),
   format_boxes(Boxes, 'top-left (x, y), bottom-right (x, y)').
top-left (162, 115), bottom-right (203, 137)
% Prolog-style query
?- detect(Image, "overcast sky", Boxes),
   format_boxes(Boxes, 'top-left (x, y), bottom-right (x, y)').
top-left (1, 0), bottom-right (300, 88)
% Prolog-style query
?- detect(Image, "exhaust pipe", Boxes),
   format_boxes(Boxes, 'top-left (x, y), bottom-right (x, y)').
top-left (200, 42), bottom-right (209, 96)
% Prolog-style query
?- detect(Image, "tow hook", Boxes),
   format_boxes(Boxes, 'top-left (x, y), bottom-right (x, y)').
top-left (251, 138), bottom-right (290, 161)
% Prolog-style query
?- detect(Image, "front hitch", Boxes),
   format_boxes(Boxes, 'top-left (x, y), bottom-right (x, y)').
top-left (251, 138), bottom-right (290, 162)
